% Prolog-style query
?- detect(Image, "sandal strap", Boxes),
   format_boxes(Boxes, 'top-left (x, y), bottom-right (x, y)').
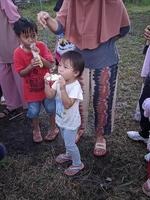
top-left (95, 142), bottom-right (106, 149)
top-left (67, 163), bottom-right (84, 171)
top-left (58, 154), bottom-right (71, 160)
top-left (1, 108), bottom-right (10, 115)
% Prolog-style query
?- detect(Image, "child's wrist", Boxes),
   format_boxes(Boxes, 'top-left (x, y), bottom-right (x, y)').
top-left (60, 86), bottom-right (65, 91)
top-left (44, 80), bottom-right (50, 85)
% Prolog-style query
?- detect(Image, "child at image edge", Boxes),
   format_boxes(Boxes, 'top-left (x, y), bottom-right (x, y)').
top-left (13, 18), bottom-right (58, 143)
top-left (44, 51), bottom-right (84, 176)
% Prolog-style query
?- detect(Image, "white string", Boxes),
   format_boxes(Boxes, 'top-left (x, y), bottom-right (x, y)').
top-left (39, 0), bottom-right (43, 10)
top-left (38, 0), bottom-right (50, 46)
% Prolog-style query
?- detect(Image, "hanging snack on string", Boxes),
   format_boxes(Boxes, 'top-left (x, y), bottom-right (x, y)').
top-left (30, 43), bottom-right (43, 68)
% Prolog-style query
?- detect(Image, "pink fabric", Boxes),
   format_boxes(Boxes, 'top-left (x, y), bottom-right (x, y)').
top-left (148, 162), bottom-right (150, 179)
top-left (142, 98), bottom-right (150, 118)
top-left (0, 64), bottom-right (24, 110)
top-left (57, 0), bottom-right (130, 50)
top-left (0, 0), bottom-right (26, 109)
top-left (0, 0), bottom-right (20, 63)
top-left (0, 0), bottom-right (20, 23)
top-left (141, 46), bottom-right (150, 77)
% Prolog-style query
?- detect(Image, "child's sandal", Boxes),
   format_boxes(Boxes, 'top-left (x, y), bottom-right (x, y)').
top-left (44, 128), bottom-right (59, 141)
top-left (33, 130), bottom-right (43, 143)
top-left (55, 153), bottom-right (71, 164)
top-left (64, 162), bottom-right (84, 176)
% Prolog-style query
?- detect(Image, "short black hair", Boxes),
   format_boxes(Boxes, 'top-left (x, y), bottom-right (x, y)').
top-left (13, 17), bottom-right (38, 37)
top-left (61, 51), bottom-right (85, 77)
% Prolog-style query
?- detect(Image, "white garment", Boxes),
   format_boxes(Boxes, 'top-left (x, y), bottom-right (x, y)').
top-left (142, 98), bottom-right (150, 119)
top-left (52, 80), bottom-right (83, 130)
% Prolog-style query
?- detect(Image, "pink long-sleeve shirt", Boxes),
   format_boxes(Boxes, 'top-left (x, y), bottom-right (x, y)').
top-left (0, 0), bottom-right (20, 63)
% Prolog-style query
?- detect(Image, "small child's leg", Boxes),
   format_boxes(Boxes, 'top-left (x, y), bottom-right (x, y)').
top-left (27, 102), bottom-right (42, 143)
top-left (45, 113), bottom-right (59, 141)
top-left (44, 98), bottom-right (59, 141)
top-left (32, 118), bottom-right (42, 143)
top-left (63, 129), bottom-right (84, 176)
top-left (55, 128), bottom-right (71, 163)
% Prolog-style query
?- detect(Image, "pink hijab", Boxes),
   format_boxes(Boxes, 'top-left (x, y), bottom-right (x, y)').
top-left (0, 0), bottom-right (20, 63)
top-left (57, 0), bottom-right (130, 50)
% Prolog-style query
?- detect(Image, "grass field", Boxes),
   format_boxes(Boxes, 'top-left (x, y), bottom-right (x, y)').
top-left (0, 1), bottom-right (150, 200)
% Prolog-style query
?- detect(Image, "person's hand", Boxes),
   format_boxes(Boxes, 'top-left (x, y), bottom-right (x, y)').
top-left (44, 72), bottom-right (51, 81)
top-left (144, 25), bottom-right (150, 40)
top-left (37, 11), bottom-right (50, 28)
top-left (31, 57), bottom-right (42, 67)
top-left (59, 76), bottom-right (66, 90)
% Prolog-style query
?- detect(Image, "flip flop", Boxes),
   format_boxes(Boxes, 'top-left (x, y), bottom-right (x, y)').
top-left (44, 128), bottom-right (59, 141)
top-left (55, 153), bottom-right (71, 164)
top-left (33, 130), bottom-right (43, 143)
top-left (142, 181), bottom-right (150, 197)
top-left (93, 139), bottom-right (107, 157)
top-left (64, 162), bottom-right (84, 176)
top-left (0, 108), bottom-right (24, 120)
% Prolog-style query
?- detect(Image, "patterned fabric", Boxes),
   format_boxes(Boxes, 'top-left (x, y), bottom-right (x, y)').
top-left (79, 64), bottom-right (118, 136)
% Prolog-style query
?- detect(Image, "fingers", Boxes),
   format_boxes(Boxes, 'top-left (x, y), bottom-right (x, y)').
top-left (44, 72), bottom-right (51, 79)
top-left (144, 25), bottom-right (150, 40)
top-left (31, 57), bottom-right (42, 67)
top-left (37, 11), bottom-right (50, 28)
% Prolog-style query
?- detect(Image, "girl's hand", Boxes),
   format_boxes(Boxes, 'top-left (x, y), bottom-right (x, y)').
top-left (31, 57), bottom-right (42, 67)
top-left (144, 25), bottom-right (150, 40)
top-left (59, 76), bottom-right (66, 90)
top-left (37, 11), bottom-right (50, 28)
top-left (44, 72), bottom-right (51, 80)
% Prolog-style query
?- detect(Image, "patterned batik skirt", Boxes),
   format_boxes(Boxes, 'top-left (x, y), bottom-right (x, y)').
top-left (79, 64), bottom-right (118, 136)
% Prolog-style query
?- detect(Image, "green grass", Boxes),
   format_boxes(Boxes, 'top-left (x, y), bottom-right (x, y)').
top-left (125, 0), bottom-right (150, 5)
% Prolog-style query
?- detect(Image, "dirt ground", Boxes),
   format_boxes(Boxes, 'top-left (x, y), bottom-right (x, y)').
top-left (0, 5), bottom-right (150, 200)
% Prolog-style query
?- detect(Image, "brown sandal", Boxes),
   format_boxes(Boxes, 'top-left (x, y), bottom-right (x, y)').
top-left (44, 128), bottom-right (59, 141)
top-left (55, 153), bottom-right (71, 164)
top-left (64, 162), bottom-right (84, 176)
top-left (93, 139), bottom-right (107, 157)
top-left (33, 130), bottom-right (43, 143)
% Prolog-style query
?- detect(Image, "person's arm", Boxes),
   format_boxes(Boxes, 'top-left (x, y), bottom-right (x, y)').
top-left (114, 25), bottom-right (130, 41)
top-left (37, 11), bottom-right (59, 32)
top-left (19, 57), bottom-right (41, 77)
top-left (59, 77), bottom-right (75, 109)
top-left (37, 0), bottom-right (68, 33)
top-left (144, 25), bottom-right (150, 41)
top-left (38, 42), bottom-right (54, 68)
top-left (0, 0), bottom-right (20, 23)
top-left (40, 57), bottom-right (51, 68)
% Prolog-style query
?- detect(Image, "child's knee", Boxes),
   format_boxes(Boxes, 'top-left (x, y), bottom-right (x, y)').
top-left (66, 144), bottom-right (77, 152)
top-left (27, 106), bottom-right (40, 118)
top-left (44, 98), bottom-right (56, 114)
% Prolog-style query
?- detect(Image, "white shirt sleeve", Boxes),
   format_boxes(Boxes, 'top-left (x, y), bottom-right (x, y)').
top-left (67, 81), bottom-right (83, 101)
